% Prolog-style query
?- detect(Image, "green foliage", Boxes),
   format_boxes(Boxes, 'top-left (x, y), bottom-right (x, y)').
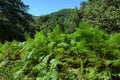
top-left (0, 40), bottom-right (24, 80)
top-left (34, 0), bottom-right (119, 34)
top-left (81, 0), bottom-right (120, 33)
top-left (0, 0), bottom-right (34, 42)
top-left (0, 23), bottom-right (120, 80)
top-left (1, 0), bottom-right (120, 79)
top-left (34, 8), bottom-right (82, 33)
top-left (0, 0), bottom-right (33, 26)
top-left (1, 0), bottom-right (120, 43)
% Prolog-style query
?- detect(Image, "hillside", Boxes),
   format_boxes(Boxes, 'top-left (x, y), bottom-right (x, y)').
top-left (33, 8), bottom-right (77, 33)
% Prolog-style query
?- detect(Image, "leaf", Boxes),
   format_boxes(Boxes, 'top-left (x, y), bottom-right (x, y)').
top-left (0, 60), bottom-right (9, 67)
top-left (57, 42), bottom-right (69, 48)
top-left (13, 70), bottom-right (23, 79)
top-left (26, 48), bottom-right (35, 60)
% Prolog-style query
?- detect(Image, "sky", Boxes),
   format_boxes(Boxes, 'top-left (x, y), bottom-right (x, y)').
top-left (22, 0), bottom-right (87, 16)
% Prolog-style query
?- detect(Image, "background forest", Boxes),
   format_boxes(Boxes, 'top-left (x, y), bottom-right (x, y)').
top-left (0, 0), bottom-right (120, 80)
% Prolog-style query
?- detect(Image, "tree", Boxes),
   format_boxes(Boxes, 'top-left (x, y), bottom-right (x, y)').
top-left (81, 0), bottom-right (120, 33)
top-left (35, 9), bottom-right (73, 33)
top-left (0, 0), bottom-right (33, 42)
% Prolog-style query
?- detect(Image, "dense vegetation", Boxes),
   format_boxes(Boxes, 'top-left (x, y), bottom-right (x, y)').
top-left (0, 0), bottom-right (35, 42)
top-left (0, 0), bottom-right (120, 80)
top-left (0, 24), bottom-right (120, 80)
top-left (34, 0), bottom-right (120, 33)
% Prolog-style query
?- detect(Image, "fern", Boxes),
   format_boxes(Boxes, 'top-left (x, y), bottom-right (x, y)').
top-left (0, 23), bottom-right (120, 79)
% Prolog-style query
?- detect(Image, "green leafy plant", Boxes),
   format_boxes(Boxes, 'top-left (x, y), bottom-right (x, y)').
top-left (0, 23), bottom-right (120, 80)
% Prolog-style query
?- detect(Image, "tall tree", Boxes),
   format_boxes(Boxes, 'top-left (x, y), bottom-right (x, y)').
top-left (0, 0), bottom-right (33, 42)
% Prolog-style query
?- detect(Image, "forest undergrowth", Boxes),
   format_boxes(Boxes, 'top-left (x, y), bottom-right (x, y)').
top-left (0, 23), bottom-right (120, 80)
